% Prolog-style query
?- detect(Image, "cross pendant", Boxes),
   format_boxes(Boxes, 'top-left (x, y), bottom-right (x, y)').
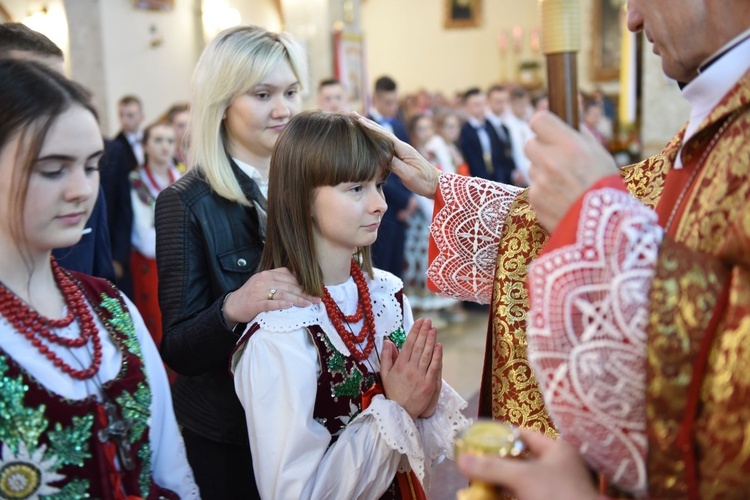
top-left (98, 400), bottom-right (136, 471)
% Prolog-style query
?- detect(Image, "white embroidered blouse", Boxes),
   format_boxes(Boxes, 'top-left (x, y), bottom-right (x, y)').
top-left (232, 269), bottom-right (469, 500)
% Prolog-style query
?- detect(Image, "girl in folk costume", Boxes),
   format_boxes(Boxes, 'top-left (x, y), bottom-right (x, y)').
top-left (425, 111), bottom-right (469, 177)
top-left (0, 60), bottom-right (198, 499)
top-left (231, 111), bottom-right (468, 499)
top-left (129, 122), bottom-right (181, 346)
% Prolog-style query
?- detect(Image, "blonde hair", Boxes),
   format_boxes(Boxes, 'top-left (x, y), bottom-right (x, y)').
top-left (189, 25), bottom-right (308, 206)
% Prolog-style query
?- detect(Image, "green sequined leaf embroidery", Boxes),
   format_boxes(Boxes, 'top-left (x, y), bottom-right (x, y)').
top-left (389, 328), bottom-right (406, 350)
top-left (0, 355), bottom-right (48, 454)
top-left (47, 415), bottom-right (93, 467)
top-left (115, 383), bottom-right (152, 443)
top-left (43, 478), bottom-right (90, 499)
top-left (99, 294), bottom-right (141, 359)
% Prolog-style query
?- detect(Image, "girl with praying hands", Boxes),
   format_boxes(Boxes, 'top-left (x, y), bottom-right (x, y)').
top-left (232, 111), bottom-right (469, 499)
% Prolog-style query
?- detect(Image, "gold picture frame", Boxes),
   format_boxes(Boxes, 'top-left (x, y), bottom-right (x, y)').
top-left (444, 0), bottom-right (482, 29)
top-left (133, 0), bottom-right (174, 11)
top-left (590, 0), bottom-right (623, 81)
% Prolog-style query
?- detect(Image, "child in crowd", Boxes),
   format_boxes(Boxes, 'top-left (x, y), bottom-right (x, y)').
top-left (0, 59), bottom-right (198, 498)
top-left (232, 111), bottom-right (468, 499)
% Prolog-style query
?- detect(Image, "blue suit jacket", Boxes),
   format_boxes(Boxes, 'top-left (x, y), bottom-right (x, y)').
top-left (459, 121), bottom-right (516, 184)
top-left (367, 115), bottom-right (412, 278)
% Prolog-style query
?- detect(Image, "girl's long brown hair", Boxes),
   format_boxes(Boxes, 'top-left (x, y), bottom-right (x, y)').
top-left (260, 111), bottom-right (394, 296)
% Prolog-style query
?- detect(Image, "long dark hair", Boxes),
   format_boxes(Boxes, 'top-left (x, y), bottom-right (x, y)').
top-left (260, 111), bottom-right (394, 296)
top-left (0, 58), bottom-right (98, 247)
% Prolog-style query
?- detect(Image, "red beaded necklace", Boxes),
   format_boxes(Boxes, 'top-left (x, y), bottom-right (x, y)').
top-left (321, 260), bottom-right (376, 361)
top-left (0, 259), bottom-right (103, 380)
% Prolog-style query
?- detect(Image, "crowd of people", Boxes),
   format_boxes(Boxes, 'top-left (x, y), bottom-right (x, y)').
top-left (0, 0), bottom-right (749, 496)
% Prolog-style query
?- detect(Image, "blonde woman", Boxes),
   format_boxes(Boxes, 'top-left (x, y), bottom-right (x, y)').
top-left (155, 26), bottom-right (316, 498)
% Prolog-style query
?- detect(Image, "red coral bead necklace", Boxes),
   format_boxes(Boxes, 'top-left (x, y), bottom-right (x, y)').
top-left (321, 260), bottom-right (376, 361)
top-left (0, 258), bottom-right (103, 380)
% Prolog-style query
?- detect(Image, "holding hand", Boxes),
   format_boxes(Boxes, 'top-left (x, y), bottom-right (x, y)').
top-left (356, 114), bottom-right (442, 199)
top-left (457, 429), bottom-right (599, 500)
top-left (525, 111), bottom-right (618, 232)
top-left (381, 318), bottom-right (443, 419)
top-left (222, 267), bottom-right (319, 330)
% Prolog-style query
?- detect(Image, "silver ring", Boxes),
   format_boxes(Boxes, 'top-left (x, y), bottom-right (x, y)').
top-left (267, 289), bottom-right (277, 300)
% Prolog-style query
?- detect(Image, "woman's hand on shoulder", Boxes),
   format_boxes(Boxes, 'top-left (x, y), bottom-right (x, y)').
top-left (222, 267), bottom-right (319, 330)
top-left (381, 318), bottom-right (442, 419)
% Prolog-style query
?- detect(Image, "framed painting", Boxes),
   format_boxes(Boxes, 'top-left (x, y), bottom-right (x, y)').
top-left (134, 0), bottom-right (174, 11)
top-left (444, 0), bottom-right (481, 29)
top-left (591, 0), bottom-right (623, 81)
top-left (333, 30), bottom-right (368, 113)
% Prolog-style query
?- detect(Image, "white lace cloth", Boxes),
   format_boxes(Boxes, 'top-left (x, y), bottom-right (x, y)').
top-left (0, 293), bottom-right (199, 499)
top-left (427, 173), bottom-right (523, 303)
top-left (527, 188), bottom-right (663, 497)
top-left (232, 269), bottom-right (468, 499)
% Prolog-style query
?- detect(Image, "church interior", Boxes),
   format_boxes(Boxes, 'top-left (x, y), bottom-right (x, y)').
top-left (0, 1), bottom-right (700, 497)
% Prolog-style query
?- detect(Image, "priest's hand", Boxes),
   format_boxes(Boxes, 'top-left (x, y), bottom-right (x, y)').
top-left (525, 111), bottom-right (618, 232)
top-left (381, 318), bottom-right (442, 419)
top-left (356, 114), bottom-right (441, 198)
top-left (457, 428), bottom-right (600, 500)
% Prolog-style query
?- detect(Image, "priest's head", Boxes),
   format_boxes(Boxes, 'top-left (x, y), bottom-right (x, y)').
top-left (626, 0), bottom-right (750, 83)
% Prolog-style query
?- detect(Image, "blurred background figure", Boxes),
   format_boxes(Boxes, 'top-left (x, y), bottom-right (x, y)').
top-left (316, 77), bottom-right (348, 112)
top-left (162, 102), bottom-right (190, 168)
top-left (130, 121), bottom-right (181, 348)
top-left (426, 110), bottom-right (469, 176)
top-left (404, 114), bottom-right (465, 325)
top-left (114, 94), bottom-right (146, 170)
top-left (368, 75), bottom-right (417, 279)
top-left (581, 98), bottom-right (609, 148)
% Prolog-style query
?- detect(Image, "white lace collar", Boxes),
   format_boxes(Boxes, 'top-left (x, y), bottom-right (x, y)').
top-left (252, 269), bottom-right (405, 357)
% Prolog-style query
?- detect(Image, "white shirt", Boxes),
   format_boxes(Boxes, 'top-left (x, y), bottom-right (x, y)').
top-left (368, 107), bottom-right (395, 135)
top-left (125, 131), bottom-right (145, 166)
top-left (0, 292), bottom-right (199, 498)
top-left (467, 117), bottom-right (492, 157)
top-left (130, 165), bottom-right (182, 258)
top-left (232, 269), bottom-right (468, 499)
top-left (233, 157), bottom-right (269, 199)
top-left (677, 29), bottom-right (750, 169)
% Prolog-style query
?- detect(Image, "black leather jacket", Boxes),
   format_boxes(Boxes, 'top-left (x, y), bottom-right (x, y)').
top-left (155, 163), bottom-right (265, 444)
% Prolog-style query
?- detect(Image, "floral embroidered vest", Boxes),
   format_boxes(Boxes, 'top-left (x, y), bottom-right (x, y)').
top-left (309, 324), bottom-right (406, 499)
top-left (0, 271), bottom-right (177, 500)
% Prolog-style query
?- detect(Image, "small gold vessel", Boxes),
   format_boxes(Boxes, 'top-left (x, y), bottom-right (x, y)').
top-left (454, 420), bottom-right (526, 500)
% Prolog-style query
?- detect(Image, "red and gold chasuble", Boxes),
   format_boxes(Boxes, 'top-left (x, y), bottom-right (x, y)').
top-left (428, 70), bottom-right (750, 497)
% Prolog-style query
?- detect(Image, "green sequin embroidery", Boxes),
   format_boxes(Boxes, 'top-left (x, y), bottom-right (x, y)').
top-left (115, 383), bottom-right (151, 443)
top-left (0, 356), bottom-right (48, 454)
top-left (0, 355), bottom-right (93, 496)
top-left (138, 443), bottom-right (152, 498)
top-left (320, 335), bottom-right (366, 399)
top-left (99, 294), bottom-right (142, 359)
top-left (99, 291), bottom-right (156, 496)
top-left (389, 328), bottom-right (406, 350)
top-left (47, 415), bottom-right (93, 467)
top-left (43, 478), bottom-right (90, 500)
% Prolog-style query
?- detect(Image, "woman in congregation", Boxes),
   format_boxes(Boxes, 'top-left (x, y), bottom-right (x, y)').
top-left (155, 25), bottom-right (316, 498)
top-left (130, 121), bottom-right (181, 347)
top-left (0, 59), bottom-right (198, 499)
top-left (232, 111), bottom-right (468, 499)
